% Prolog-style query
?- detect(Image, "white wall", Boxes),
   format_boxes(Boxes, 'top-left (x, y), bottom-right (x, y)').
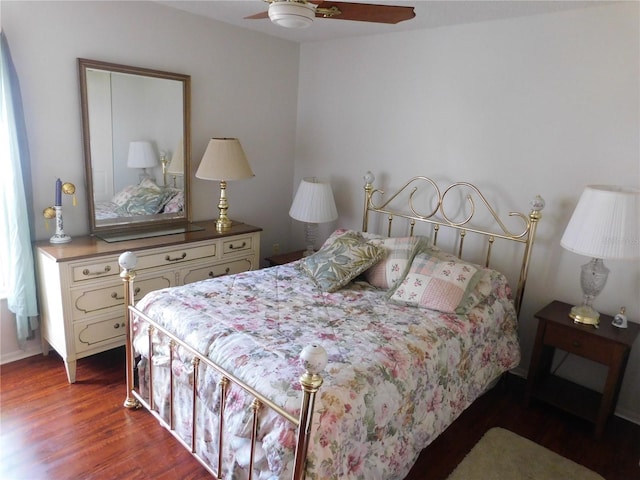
top-left (295, 3), bottom-right (640, 421)
top-left (1, 0), bottom-right (301, 361)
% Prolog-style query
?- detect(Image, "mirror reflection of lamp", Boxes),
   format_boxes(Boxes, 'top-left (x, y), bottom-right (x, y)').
top-left (127, 141), bottom-right (158, 183)
top-left (159, 150), bottom-right (169, 186)
top-left (196, 138), bottom-right (254, 232)
top-left (167, 138), bottom-right (184, 188)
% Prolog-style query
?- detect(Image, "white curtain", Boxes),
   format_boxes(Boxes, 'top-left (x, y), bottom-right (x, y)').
top-left (0, 30), bottom-right (39, 347)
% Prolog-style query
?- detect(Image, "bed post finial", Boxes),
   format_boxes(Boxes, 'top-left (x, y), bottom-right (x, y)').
top-left (363, 171), bottom-right (375, 232)
top-left (119, 251), bottom-right (141, 410)
top-left (514, 195), bottom-right (546, 316)
top-left (292, 344), bottom-right (327, 480)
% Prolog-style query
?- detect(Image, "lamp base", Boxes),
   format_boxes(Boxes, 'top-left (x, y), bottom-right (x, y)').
top-left (216, 217), bottom-right (232, 232)
top-left (50, 206), bottom-right (72, 244)
top-left (303, 222), bottom-right (318, 257)
top-left (569, 304), bottom-right (600, 327)
top-left (215, 180), bottom-right (232, 232)
top-left (50, 233), bottom-right (72, 244)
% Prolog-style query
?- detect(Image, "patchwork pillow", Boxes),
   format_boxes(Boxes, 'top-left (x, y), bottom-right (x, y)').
top-left (426, 246), bottom-right (502, 311)
top-left (299, 231), bottom-right (385, 293)
top-left (364, 236), bottom-right (426, 289)
top-left (387, 249), bottom-right (485, 314)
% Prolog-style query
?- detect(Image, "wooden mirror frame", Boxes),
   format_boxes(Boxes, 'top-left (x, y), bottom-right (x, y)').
top-left (79, 58), bottom-right (191, 237)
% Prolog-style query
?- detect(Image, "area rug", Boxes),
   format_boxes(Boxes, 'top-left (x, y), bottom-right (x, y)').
top-left (447, 427), bottom-right (604, 480)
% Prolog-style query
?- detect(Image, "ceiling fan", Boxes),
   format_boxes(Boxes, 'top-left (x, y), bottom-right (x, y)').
top-left (245, 0), bottom-right (416, 29)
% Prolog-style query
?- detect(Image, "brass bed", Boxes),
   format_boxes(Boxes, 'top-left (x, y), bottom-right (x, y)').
top-left (119, 172), bottom-right (544, 479)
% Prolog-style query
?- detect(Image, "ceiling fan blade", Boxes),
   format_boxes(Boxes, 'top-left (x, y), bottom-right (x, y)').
top-left (315, 2), bottom-right (415, 24)
top-left (244, 10), bottom-right (270, 20)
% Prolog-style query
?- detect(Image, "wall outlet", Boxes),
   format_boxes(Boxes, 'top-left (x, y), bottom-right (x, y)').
top-left (272, 243), bottom-right (280, 254)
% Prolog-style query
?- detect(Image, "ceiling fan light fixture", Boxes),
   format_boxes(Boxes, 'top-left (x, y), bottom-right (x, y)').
top-left (268, 1), bottom-right (315, 29)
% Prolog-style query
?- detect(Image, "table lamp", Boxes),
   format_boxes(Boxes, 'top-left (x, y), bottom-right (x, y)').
top-left (560, 185), bottom-right (640, 326)
top-left (196, 138), bottom-right (254, 231)
top-left (289, 177), bottom-right (338, 256)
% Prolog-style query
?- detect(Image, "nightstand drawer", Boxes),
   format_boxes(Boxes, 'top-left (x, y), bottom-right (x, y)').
top-left (545, 321), bottom-right (614, 364)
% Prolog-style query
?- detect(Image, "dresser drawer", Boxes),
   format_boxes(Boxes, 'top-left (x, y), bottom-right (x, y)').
top-left (182, 258), bottom-right (254, 285)
top-left (71, 274), bottom-right (172, 320)
top-left (222, 235), bottom-right (254, 257)
top-left (136, 242), bottom-right (218, 271)
top-left (71, 259), bottom-right (120, 283)
top-left (545, 322), bottom-right (614, 364)
top-left (74, 316), bottom-right (126, 354)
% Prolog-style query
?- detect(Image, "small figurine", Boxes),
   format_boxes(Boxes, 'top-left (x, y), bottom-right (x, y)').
top-left (612, 307), bottom-right (628, 329)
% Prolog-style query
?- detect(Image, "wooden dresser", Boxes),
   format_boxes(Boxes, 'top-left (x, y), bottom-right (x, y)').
top-left (35, 221), bottom-right (261, 383)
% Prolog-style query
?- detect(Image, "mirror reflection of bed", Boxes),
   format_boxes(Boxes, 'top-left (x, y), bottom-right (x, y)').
top-left (94, 177), bottom-right (184, 226)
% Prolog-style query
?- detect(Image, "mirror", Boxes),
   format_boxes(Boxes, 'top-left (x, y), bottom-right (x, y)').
top-left (79, 58), bottom-right (191, 238)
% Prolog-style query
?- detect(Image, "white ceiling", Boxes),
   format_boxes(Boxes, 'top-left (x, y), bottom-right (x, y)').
top-left (154, 0), bottom-right (608, 44)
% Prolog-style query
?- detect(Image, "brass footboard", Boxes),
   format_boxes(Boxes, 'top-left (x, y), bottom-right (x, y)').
top-left (118, 252), bottom-right (325, 480)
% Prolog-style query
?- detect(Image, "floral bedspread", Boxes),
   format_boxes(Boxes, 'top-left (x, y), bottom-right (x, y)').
top-left (133, 261), bottom-right (520, 480)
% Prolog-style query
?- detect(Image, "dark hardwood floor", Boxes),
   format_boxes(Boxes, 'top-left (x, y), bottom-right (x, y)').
top-left (1, 348), bottom-right (638, 480)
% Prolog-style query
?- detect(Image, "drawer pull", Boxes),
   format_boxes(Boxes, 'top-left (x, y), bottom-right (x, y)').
top-left (228, 241), bottom-right (247, 250)
top-left (209, 267), bottom-right (231, 278)
top-left (82, 265), bottom-right (111, 276)
top-left (572, 340), bottom-right (581, 348)
top-left (113, 322), bottom-right (125, 329)
top-left (165, 252), bottom-right (187, 262)
top-left (111, 287), bottom-right (141, 301)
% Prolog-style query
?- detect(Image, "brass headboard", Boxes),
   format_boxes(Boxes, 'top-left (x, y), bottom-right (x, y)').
top-left (361, 171), bottom-right (545, 316)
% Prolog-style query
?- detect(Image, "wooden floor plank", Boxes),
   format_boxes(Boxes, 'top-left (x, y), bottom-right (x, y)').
top-left (1, 348), bottom-right (638, 479)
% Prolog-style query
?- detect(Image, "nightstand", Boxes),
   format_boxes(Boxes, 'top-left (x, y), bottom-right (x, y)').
top-left (525, 300), bottom-right (639, 438)
top-left (265, 250), bottom-right (306, 267)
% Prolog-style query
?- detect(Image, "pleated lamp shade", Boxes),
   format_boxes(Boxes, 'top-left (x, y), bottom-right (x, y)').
top-left (561, 185), bottom-right (640, 260)
top-left (289, 178), bottom-right (338, 224)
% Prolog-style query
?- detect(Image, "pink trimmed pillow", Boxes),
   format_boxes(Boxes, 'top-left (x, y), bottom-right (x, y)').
top-left (364, 236), bottom-right (424, 289)
top-left (387, 250), bottom-right (484, 314)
